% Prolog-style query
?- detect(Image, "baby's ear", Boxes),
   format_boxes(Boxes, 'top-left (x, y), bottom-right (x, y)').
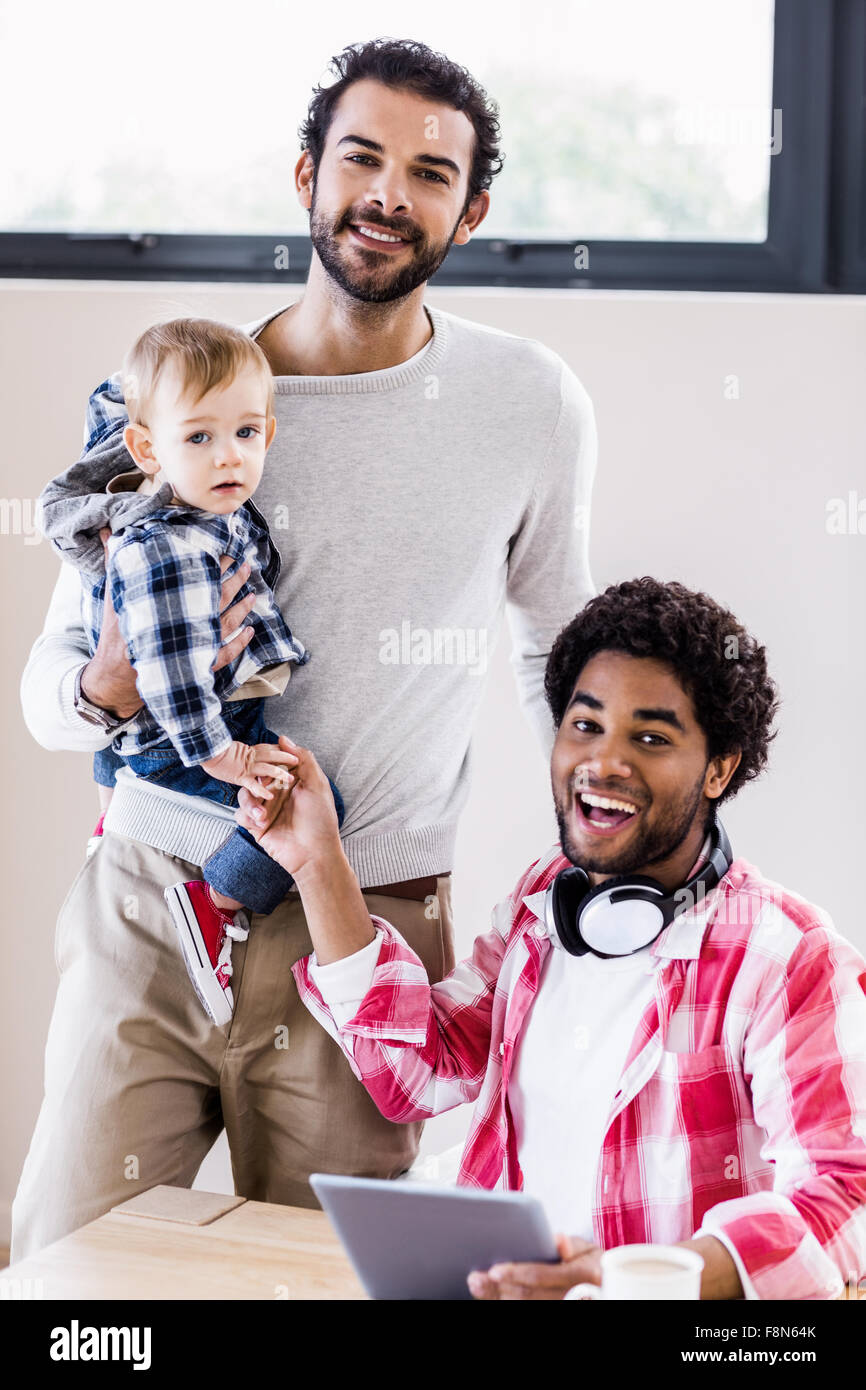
top-left (123, 421), bottom-right (159, 474)
top-left (265, 414), bottom-right (277, 449)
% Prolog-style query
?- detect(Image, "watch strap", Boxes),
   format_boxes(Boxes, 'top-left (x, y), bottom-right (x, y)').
top-left (73, 665), bottom-right (124, 730)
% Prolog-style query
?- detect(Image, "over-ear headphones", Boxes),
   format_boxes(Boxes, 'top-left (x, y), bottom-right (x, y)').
top-left (543, 818), bottom-right (733, 958)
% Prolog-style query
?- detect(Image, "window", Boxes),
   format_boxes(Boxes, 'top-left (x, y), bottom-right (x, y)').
top-left (1, 0), bottom-right (860, 290)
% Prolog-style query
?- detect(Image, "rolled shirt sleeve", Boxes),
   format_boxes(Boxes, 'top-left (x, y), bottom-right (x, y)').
top-left (694, 925), bottom-right (866, 1300)
top-left (694, 1225), bottom-right (759, 1301)
top-left (293, 896), bottom-right (515, 1122)
top-left (308, 930), bottom-right (384, 1029)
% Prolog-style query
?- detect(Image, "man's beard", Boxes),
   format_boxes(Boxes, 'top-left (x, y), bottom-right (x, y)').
top-left (308, 183), bottom-right (464, 304)
top-left (554, 767), bottom-right (710, 879)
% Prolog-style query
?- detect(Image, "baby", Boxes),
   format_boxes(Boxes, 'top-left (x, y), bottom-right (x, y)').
top-left (38, 317), bottom-right (345, 1026)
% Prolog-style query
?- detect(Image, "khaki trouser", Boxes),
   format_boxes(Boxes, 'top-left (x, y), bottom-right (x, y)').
top-left (10, 830), bottom-right (455, 1262)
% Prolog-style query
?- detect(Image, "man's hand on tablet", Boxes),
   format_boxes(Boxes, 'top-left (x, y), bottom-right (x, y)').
top-left (467, 1234), bottom-right (603, 1300)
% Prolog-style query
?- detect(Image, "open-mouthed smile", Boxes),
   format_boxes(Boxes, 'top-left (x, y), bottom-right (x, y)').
top-left (348, 222), bottom-right (413, 252)
top-left (573, 789), bottom-right (643, 838)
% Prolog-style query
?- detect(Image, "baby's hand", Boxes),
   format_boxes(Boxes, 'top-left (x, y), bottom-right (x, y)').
top-left (247, 774), bottom-right (294, 833)
top-left (200, 739), bottom-right (299, 797)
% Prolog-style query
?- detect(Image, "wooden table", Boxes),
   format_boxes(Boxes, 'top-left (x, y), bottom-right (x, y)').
top-left (1, 1187), bottom-right (366, 1300)
top-left (3, 1185), bottom-right (862, 1301)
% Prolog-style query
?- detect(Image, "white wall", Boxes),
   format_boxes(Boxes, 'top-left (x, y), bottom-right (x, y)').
top-left (2, 281), bottom-right (864, 1235)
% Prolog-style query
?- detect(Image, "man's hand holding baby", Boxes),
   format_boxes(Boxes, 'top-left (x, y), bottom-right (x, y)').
top-left (235, 736), bottom-right (344, 886)
top-left (236, 737), bottom-right (374, 964)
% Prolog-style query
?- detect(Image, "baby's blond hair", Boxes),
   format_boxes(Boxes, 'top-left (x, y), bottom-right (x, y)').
top-left (121, 316), bottom-right (274, 430)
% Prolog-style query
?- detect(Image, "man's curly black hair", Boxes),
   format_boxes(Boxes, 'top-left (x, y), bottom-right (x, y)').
top-left (544, 577), bottom-right (780, 807)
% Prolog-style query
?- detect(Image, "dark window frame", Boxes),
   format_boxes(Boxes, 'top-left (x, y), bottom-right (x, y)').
top-left (1, 1), bottom-right (862, 292)
top-left (829, 0), bottom-right (866, 290)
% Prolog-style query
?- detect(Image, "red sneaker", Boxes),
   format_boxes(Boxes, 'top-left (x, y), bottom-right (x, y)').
top-left (163, 880), bottom-right (249, 1026)
top-left (86, 812), bottom-right (106, 858)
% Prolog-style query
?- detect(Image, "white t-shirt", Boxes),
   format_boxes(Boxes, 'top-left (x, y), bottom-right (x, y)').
top-left (508, 941), bottom-right (658, 1240)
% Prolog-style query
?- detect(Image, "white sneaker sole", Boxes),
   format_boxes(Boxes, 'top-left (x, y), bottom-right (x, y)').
top-left (164, 884), bottom-right (234, 1027)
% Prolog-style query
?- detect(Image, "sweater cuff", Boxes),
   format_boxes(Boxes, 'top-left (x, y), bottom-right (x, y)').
top-left (64, 662), bottom-right (137, 740)
top-left (62, 661), bottom-right (89, 730)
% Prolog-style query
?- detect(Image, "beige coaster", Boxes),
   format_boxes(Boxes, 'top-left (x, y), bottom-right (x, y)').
top-left (110, 1185), bottom-right (246, 1226)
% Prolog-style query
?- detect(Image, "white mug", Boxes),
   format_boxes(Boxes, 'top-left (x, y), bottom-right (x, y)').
top-left (565, 1243), bottom-right (704, 1301)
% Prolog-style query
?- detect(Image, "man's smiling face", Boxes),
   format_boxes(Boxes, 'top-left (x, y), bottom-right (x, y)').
top-left (551, 650), bottom-right (736, 886)
top-left (299, 77), bottom-right (488, 303)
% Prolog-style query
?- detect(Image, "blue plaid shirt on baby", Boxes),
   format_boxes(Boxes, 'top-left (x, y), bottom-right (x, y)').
top-left (39, 374), bottom-right (310, 766)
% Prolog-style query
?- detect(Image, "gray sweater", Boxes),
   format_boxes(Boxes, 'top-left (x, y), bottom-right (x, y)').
top-left (21, 302), bottom-right (597, 886)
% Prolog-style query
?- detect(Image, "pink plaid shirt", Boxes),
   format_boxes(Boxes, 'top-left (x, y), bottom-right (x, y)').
top-left (292, 845), bottom-right (866, 1300)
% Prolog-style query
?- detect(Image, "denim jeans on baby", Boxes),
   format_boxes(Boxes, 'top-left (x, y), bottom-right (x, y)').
top-left (92, 696), bottom-right (345, 914)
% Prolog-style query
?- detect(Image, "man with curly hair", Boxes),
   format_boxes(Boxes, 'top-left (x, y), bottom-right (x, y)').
top-left (243, 578), bottom-right (866, 1300)
top-left (14, 37), bottom-right (596, 1259)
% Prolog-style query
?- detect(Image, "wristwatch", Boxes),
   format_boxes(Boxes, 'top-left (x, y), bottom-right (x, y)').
top-left (73, 665), bottom-right (126, 730)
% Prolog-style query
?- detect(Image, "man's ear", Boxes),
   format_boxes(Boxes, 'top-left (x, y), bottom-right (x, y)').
top-left (451, 189), bottom-right (491, 246)
top-left (123, 422), bottom-right (160, 476)
top-left (296, 150), bottom-right (315, 212)
top-left (705, 749), bottom-right (742, 802)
